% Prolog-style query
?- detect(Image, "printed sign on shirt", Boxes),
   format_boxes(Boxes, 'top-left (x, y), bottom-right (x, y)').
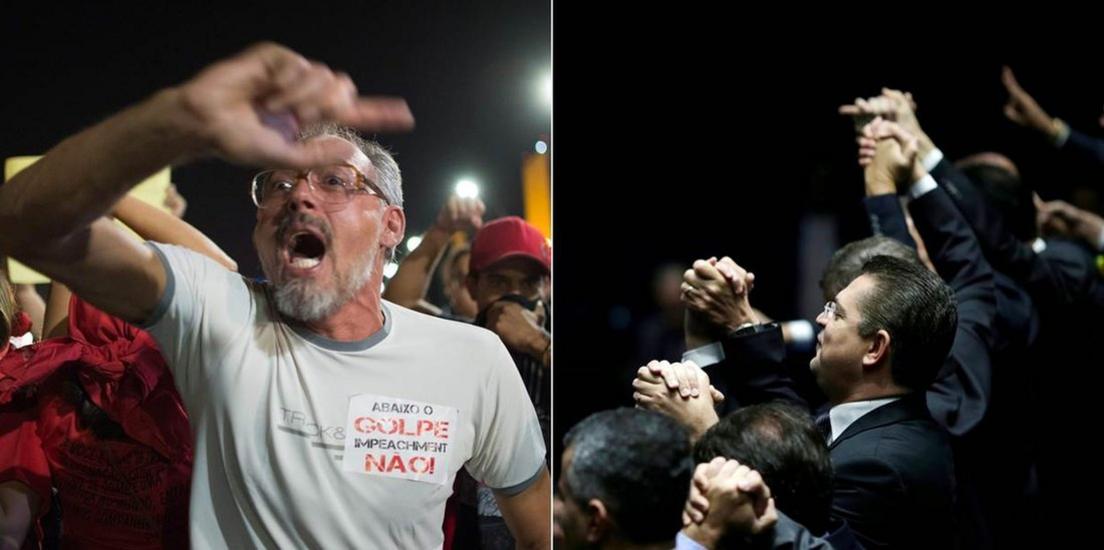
top-left (342, 394), bottom-right (457, 485)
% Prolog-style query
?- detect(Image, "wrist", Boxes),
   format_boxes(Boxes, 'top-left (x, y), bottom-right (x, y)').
top-left (423, 224), bottom-right (454, 243)
top-left (917, 133), bottom-right (935, 157)
top-left (1042, 116), bottom-right (1060, 140)
top-left (724, 309), bottom-right (758, 332)
top-left (1050, 118), bottom-right (1071, 146)
top-left (528, 330), bottom-right (551, 359)
top-left (691, 408), bottom-right (720, 441)
top-left (911, 161), bottom-right (929, 185)
top-left (864, 171), bottom-right (896, 196)
top-left (159, 86), bottom-right (219, 163)
top-left (684, 523), bottom-right (722, 549)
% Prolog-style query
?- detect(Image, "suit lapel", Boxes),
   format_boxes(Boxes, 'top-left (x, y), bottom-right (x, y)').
top-left (829, 393), bottom-right (927, 450)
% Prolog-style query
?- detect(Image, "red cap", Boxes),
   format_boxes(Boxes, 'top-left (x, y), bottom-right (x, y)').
top-left (470, 216), bottom-right (551, 274)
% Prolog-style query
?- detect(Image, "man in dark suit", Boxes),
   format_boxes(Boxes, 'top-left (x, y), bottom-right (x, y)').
top-left (1003, 66), bottom-right (1104, 167)
top-left (693, 253), bottom-right (959, 550)
top-left (638, 127), bottom-right (959, 549)
top-left (841, 87), bottom-right (1104, 312)
top-left (845, 89), bottom-right (1104, 546)
top-left (855, 121), bottom-right (1040, 550)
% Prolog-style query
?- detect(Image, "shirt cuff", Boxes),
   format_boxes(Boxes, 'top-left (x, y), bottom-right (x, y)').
top-left (675, 531), bottom-right (710, 550)
top-left (921, 147), bottom-right (944, 172)
top-left (683, 341), bottom-right (724, 368)
top-left (908, 174), bottom-right (938, 200)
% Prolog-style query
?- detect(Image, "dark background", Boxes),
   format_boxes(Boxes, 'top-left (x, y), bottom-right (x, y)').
top-left (552, 29), bottom-right (1104, 452)
top-left (0, 3), bottom-right (551, 278)
top-left (2, 7), bottom-right (1102, 465)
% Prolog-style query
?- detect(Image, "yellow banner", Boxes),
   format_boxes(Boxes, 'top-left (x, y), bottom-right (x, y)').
top-left (4, 156), bottom-right (171, 284)
top-left (522, 153), bottom-right (550, 239)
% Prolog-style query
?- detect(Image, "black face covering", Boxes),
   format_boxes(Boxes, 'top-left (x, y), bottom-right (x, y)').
top-left (474, 294), bottom-right (550, 330)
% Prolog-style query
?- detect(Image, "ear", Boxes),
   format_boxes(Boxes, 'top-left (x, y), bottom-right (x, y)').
top-left (378, 206), bottom-right (406, 251)
top-left (862, 329), bottom-right (891, 369)
top-left (585, 499), bottom-right (612, 543)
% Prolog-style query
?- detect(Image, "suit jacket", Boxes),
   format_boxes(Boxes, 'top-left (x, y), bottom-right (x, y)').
top-left (828, 393), bottom-right (956, 550)
top-left (708, 325), bottom-right (955, 549)
top-left (865, 187), bottom-right (1043, 549)
top-left (929, 158), bottom-right (1104, 310)
top-left (863, 188), bottom-right (999, 437)
top-left (928, 157), bottom-right (1104, 546)
top-left (1064, 126), bottom-right (1104, 167)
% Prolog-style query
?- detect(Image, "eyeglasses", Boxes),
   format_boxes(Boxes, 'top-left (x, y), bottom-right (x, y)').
top-left (821, 301), bottom-right (840, 322)
top-left (251, 163), bottom-right (388, 210)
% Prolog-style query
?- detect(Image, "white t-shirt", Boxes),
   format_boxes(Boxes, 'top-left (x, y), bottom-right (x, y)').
top-left (143, 243), bottom-right (546, 549)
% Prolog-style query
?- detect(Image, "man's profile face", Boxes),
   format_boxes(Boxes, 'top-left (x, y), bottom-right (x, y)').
top-left (811, 275), bottom-right (877, 401)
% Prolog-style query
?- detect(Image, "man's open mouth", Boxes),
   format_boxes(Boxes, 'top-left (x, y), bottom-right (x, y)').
top-left (286, 229), bottom-right (327, 270)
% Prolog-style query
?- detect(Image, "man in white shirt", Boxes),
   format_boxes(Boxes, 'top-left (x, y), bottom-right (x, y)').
top-left (0, 42), bottom-right (550, 549)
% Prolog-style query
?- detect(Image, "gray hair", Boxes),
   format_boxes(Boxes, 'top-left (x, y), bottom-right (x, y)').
top-left (298, 123), bottom-right (404, 208)
top-left (298, 123), bottom-right (403, 261)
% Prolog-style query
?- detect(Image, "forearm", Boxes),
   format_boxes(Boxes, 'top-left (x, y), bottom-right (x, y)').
top-left (43, 282), bottom-right (73, 339)
top-left (496, 469), bottom-right (551, 550)
top-left (863, 194), bottom-right (917, 248)
top-left (719, 325), bottom-right (809, 410)
top-left (0, 88), bottom-right (201, 260)
top-left (909, 187), bottom-right (996, 295)
top-left (112, 195), bottom-right (237, 271)
top-left (382, 226), bottom-right (450, 307)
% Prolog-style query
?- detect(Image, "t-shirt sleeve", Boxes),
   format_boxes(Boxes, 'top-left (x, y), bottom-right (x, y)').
top-left (139, 242), bottom-right (257, 399)
top-left (464, 338), bottom-right (547, 495)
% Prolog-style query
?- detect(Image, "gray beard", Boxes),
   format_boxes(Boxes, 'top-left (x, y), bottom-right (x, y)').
top-left (269, 247), bottom-right (378, 323)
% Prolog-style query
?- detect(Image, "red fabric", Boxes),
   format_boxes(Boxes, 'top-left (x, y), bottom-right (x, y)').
top-left (0, 399), bottom-right (51, 549)
top-left (10, 311), bottom-right (32, 339)
top-left (470, 216), bottom-right (552, 273)
top-left (442, 488), bottom-right (458, 550)
top-left (0, 297), bottom-right (192, 549)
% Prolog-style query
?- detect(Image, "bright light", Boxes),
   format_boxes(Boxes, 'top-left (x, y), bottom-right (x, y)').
top-left (543, 74), bottom-right (552, 105)
top-left (406, 235), bottom-right (423, 252)
top-left (456, 179), bottom-right (479, 199)
top-left (535, 141), bottom-right (548, 154)
top-left (383, 262), bottom-right (399, 278)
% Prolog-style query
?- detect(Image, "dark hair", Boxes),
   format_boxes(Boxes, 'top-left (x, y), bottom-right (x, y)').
top-left (856, 255), bottom-right (957, 391)
top-left (694, 402), bottom-right (833, 535)
top-left (820, 236), bottom-right (921, 301)
top-left (563, 408), bottom-right (693, 544)
top-left (959, 163), bottom-right (1036, 242)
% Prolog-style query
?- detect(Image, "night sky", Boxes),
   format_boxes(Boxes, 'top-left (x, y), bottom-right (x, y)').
top-left (0, 3), bottom-right (551, 277)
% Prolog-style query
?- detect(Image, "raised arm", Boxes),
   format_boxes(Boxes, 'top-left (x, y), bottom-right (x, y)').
top-left (0, 42), bottom-right (413, 324)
